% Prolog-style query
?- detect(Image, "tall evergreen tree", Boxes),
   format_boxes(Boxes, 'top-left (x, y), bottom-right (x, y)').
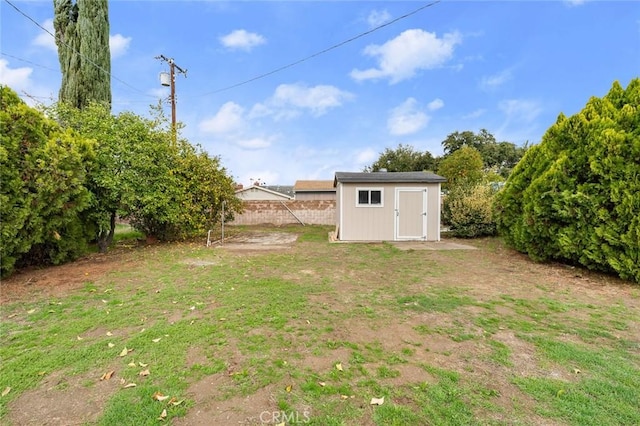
top-left (54, 0), bottom-right (111, 108)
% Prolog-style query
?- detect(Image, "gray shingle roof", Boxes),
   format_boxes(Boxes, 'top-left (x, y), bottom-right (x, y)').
top-left (334, 171), bottom-right (446, 186)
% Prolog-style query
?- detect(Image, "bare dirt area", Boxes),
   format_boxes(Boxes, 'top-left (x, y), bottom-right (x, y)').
top-left (2, 230), bottom-right (639, 425)
top-left (0, 248), bottom-right (139, 305)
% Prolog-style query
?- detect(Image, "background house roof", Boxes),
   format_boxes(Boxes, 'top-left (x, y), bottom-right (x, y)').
top-left (294, 180), bottom-right (336, 192)
top-left (235, 185), bottom-right (293, 199)
top-left (263, 185), bottom-right (295, 197)
top-left (334, 171), bottom-right (447, 186)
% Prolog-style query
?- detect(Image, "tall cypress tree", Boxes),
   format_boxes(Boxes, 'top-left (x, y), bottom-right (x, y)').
top-left (54, 0), bottom-right (111, 109)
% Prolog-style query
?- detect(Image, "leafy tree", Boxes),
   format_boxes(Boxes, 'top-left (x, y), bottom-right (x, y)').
top-left (1, 86), bottom-right (93, 276)
top-left (442, 129), bottom-right (526, 177)
top-left (364, 144), bottom-right (436, 172)
top-left (51, 102), bottom-right (242, 248)
top-left (437, 146), bottom-right (484, 190)
top-left (54, 0), bottom-right (111, 108)
top-left (494, 79), bottom-right (640, 282)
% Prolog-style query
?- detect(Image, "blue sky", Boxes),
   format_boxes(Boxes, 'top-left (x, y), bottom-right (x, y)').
top-left (2, 0), bottom-right (638, 186)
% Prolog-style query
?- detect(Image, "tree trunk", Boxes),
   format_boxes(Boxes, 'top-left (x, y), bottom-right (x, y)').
top-left (96, 211), bottom-right (116, 253)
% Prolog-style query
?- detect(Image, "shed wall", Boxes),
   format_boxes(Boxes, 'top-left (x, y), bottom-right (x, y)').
top-left (337, 182), bottom-right (441, 241)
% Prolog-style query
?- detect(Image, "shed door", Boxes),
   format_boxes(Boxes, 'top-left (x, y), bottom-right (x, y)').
top-left (395, 188), bottom-right (427, 240)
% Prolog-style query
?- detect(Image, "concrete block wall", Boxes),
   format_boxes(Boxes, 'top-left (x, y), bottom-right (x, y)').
top-left (230, 200), bottom-right (336, 226)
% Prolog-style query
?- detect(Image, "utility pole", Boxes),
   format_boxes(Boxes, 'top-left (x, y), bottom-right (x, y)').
top-left (155, 54), bottom-right (187, 144)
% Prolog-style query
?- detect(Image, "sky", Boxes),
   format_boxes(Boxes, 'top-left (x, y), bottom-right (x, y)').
top-left (1, 0), bottom-right (639, 186)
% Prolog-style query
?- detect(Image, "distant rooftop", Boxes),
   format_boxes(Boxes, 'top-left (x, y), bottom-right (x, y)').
top-left (294, 180), bottom-right (335, 192)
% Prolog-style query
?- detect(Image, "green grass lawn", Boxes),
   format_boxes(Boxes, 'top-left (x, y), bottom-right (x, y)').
top-left (1, 225), bottom-right (638, 425)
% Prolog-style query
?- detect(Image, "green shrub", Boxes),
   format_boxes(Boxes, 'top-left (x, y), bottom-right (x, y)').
top-left (1, 86), bottom-right (94, 276)
top-left (494, 79), bottom-right (640, 282)
top-left (443, 183), bottom-right (497, 238)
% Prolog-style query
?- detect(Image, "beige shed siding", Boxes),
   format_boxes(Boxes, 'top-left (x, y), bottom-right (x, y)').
top-left (338, 182), bottom-right (441, 241)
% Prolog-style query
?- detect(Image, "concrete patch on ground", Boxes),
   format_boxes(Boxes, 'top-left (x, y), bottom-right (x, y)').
top-left (213, 232), bottom-right (298, 251)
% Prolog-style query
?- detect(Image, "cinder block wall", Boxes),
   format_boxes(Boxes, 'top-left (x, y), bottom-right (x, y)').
top-left (230, 200), bottom-right (336, 226)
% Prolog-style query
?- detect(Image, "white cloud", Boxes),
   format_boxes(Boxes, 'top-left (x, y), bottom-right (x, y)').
top-left (110, 34), bottom-right (131, 58)
top-left (32, 19), bottom-right (57, 51)
top-left (0, 59), bottom-right (33, 91)
top-left (427, 98), bottom-right (444, 111)
top-left (367, 9), bottom-right (391, 28)
top-left (480, 68), bottom-right (512, 90)
top-left (565, 0), bottom-right (587, 6)
top-left (356, 147), bottom-right (378, 165)
top-left (462, 108), bottom-right (487, 119)
top-left (219, 29), bottom-right (266, 52)
top-left (351, 29), bottom-right (462, 84)
top-left (499, 99), bottom-right (542, 124)
top-left (235, 137), bottom-right (272, 150)
top-left (199, 101), bottom-right (245, 133)
top-left (253, 83), bottom-right (354, 118)
top-left (387, 97), bottom-right (430, 136)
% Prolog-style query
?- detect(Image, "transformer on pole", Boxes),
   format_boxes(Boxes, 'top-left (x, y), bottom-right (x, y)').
top-left (155, 54), bottom-right (187, 145)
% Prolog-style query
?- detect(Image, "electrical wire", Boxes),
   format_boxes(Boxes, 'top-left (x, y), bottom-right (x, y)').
top-left (1, 52), bottom-right (59, 72)
top-left (198, 0), bottom-right (442, 96)
top-left (3, 0), bottom-right (155, 98)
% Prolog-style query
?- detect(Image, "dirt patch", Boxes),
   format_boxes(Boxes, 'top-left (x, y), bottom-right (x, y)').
top-left (0, 249), bottom-right (138, 305)
top-left (8, 368), bottom-right (121, 426)
top-left (175, 375), bottom-right (282, 426)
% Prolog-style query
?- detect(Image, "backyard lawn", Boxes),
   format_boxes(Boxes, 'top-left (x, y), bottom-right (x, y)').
top-left (1, 225), bottom-right (638, 425)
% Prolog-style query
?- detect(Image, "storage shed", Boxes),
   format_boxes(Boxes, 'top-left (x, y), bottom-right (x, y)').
top-left (334, 171), bottom-right (446, 242)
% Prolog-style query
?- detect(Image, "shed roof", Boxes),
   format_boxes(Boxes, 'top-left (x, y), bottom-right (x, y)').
top-left (334, 171), bottom-right (446, 186)
top-left (294, 180), bottom-right (335, 192)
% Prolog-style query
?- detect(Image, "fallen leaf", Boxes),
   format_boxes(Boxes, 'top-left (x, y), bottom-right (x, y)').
top-left (318, 382), bottom-right (326, 387)
top-left (556, 389), bottom-right (565, 397)
top-left (158, 409), bottom-right (167, 421)
top-left (139, 369), bottom-right (150, 377)
top-left (335, 363), bottom-right (343, 372)
top-left (27, 309), bottom-right (36, 314)
top-left (108, 342), bottom-right (115, 348)
top-left (102, 300), bottom-right (108, 304)
top-left (340, 395), bottom-right (349, 400)
top-left (285, 384), bottom-right (292, 392)
top-left (189, 306), bottom-right (195, 311)
top-left (152, 338), bottom-right (162, 343)
top-left (152, 392), bottom-right (170, 401)
top-left (1, 387), bottom-right (11, 397)
top-left (139, 362), bottom-right (148, 367)
top-left (170, 399), bottom-right (184, 406)
top-left (370, 396), bottom-right (385, 406)
top-left (573, 368), bottom-right (581, 374)
top-left (275, 423), bottom-right (285, 426)
top-left (128, 361), bottom-right (136, 367)
top-left (119, 347), bottom-right (132, 357)
top-left (77, 336), bottom-right (84, 341)
top-left (100, 371), bottom-right (115, 381)
top-left (123, 383), bottom-right (137, 388)
top-left (106, 331), bottom-right (113, 336)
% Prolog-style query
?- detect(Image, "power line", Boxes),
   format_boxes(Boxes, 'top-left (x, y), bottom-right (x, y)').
top-left (1, 52), bottom-right (59, 72)
top-left (198, 0), bottom-right (442, 97)
top-left (3, 0), bottom-right (155, 98)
